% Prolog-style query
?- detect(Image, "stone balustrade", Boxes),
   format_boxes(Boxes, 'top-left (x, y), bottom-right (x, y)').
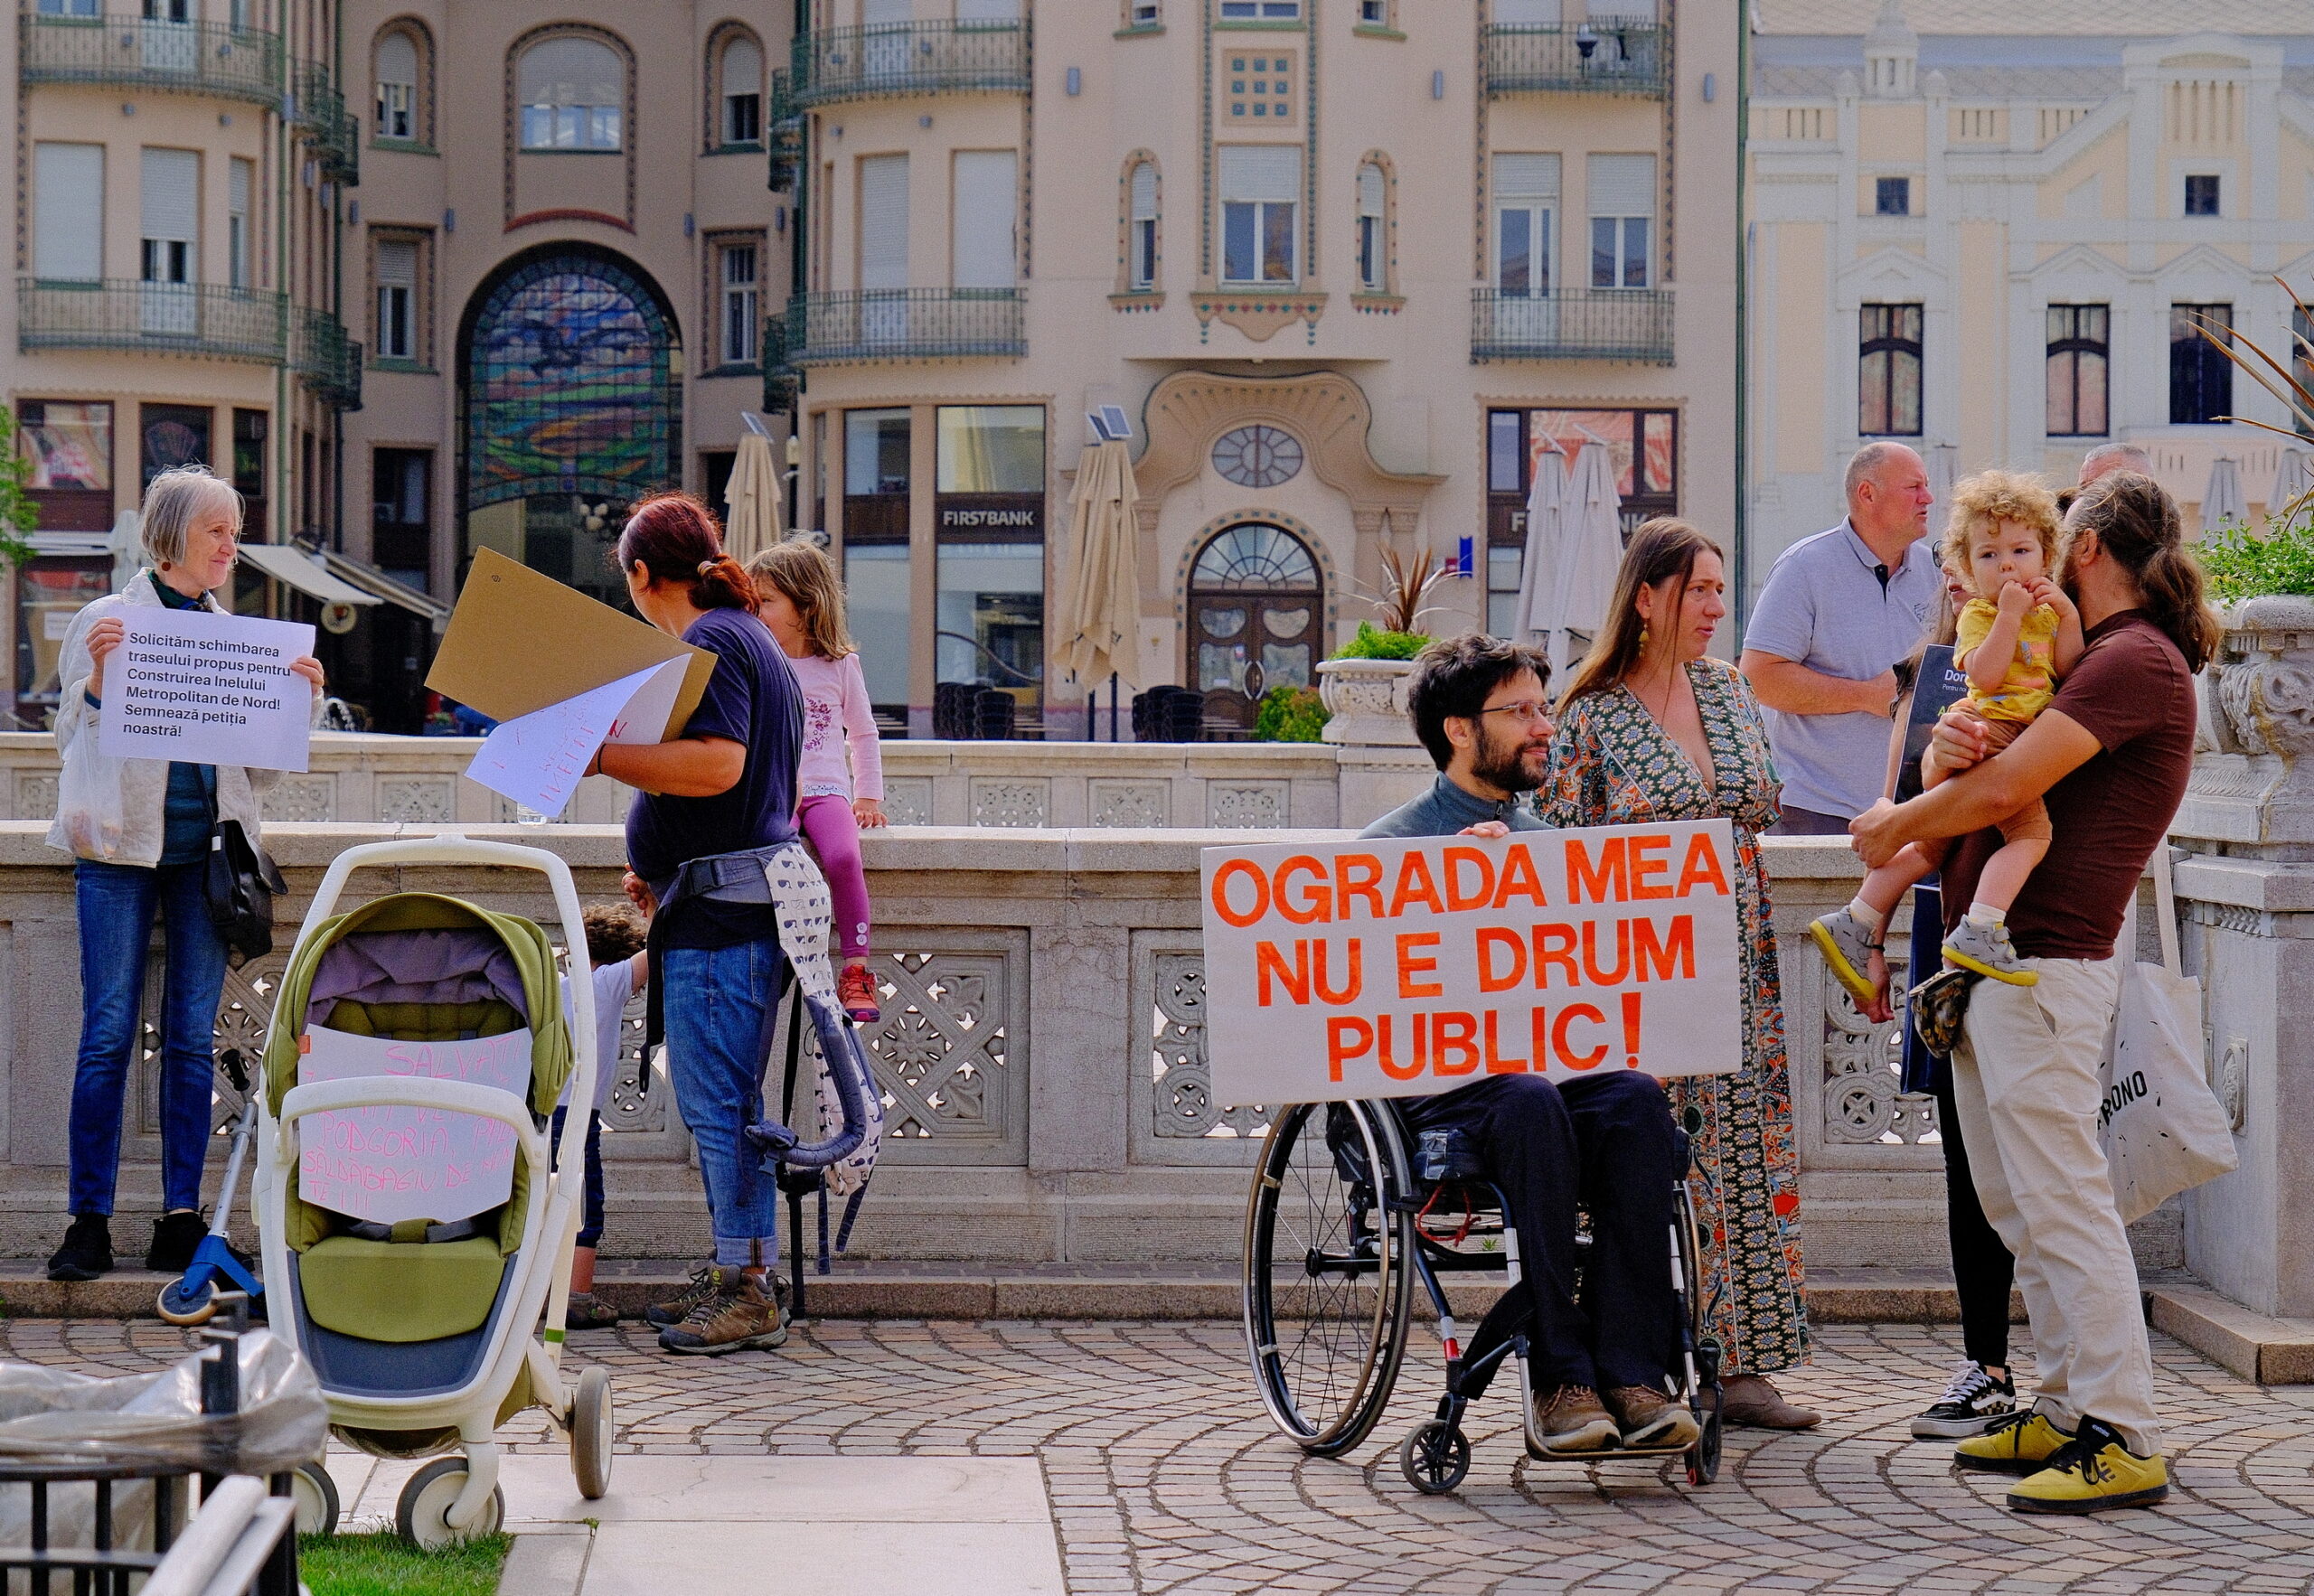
top-left (0, 821), bottom-right (2180, 1281)
top-left (0, 733), bottom-right (1425, 832)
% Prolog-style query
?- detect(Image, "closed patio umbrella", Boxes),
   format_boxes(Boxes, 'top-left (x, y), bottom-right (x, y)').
top-left (2200, 455), bottom-right (2246, 535)
top-left (1536, 442), bottom-right (1623, 677)
top-left (1056, 439), bottom-right (1143, 695)
top-left (2269, 448), bottom-right (2314, 524)
top-left (1515, 445), bottom-right (1568, 645)
top-left (722, 428), bottom-right (784, 563)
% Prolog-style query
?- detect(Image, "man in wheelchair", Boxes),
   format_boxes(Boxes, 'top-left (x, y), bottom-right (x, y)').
top-left (1362, 634), bottom-right (1696, 1453)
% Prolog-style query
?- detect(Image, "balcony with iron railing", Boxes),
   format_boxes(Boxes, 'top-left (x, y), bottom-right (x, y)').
top-left (1470, 288), bottom-right (1674, 364)
top-left (18, 277), bottom-right (288, 362)
top-left (19, 13), bottom-right (280, 107)
top-left (293, 306), bottom-right (362, 411)
top-left (783, 289), bottom-right (1025, 365)
top-left (294, 61), bottom-right (360, 185)
top-left (785, 20), bottom-right (1029, 110)
top-left (1482, 17), bottom-right (1666, 97)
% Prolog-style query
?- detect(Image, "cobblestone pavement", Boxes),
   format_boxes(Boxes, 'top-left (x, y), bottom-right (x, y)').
top-left (18, 1317), bottom-right (2314, 1594)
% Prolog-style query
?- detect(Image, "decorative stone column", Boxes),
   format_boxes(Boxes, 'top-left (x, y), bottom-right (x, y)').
top-left (1315, 657), bottom-right (1433, 830)
top-left (2173, 596), bottom-right (2314, 1316)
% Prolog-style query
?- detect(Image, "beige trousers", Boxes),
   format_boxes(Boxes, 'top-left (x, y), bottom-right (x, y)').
top-left (1950, 956), bottom-right (2163, 1456)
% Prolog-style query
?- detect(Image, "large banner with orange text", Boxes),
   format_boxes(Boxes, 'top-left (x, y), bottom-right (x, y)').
top-left (1200, 821), bottom-right (1742, 1104)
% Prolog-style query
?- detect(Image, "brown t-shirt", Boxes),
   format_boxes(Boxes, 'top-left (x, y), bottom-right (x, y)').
top-left (1942, 612), bottom-right (2194, 960)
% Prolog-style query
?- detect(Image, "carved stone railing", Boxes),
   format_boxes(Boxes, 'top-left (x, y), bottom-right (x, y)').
top-left (0, 821), bottom-right (2181, 1274)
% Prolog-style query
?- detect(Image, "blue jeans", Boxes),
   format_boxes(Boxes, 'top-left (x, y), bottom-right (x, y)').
top-left (550, 1105), bottom-right (607, 1249)
top-left (71, 859), bottom-right (229, 1216)
top-left (663, 935), bottom-right (786, 1270)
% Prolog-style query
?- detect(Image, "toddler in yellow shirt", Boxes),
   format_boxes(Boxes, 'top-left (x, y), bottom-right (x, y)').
top-left (1811, 471), bottom-right (2084, 995)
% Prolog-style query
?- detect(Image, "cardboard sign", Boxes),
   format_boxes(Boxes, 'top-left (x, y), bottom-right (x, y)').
top-left (1200, 821), bottom-right (1743, 1106)
top-left (97, 608), bottom-right (316, 773)
top-left (464, 660), bottom-right (688, 817)
top-left (425, 548), bottom-right (715, 738)
top-left (296, 1024), bottom-right (531, 1225)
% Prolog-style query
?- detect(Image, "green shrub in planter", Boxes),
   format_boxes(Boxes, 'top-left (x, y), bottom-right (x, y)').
top-left (2196, 513), bottom-right (2314, 603)
top-left (1331, 621), bottom-right (1430, 662)
top-left (1255, 686), bottom-right (1329, 743)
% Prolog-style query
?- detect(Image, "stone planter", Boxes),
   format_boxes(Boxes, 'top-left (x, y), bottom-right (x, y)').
top-left (1314, 655), bottom-right (1420, 747)
top-left (2177, 595), bottom-right (2314, 850)
top-left (1314, 655), bottom-right (1430, 828)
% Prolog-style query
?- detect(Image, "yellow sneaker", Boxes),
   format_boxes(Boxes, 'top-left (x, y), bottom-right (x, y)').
top-left (2005, 1418), bottom-right (2169, 1515)
top-left (1808, 910), bottom-right (1882, 1006)
top-left (1953, 1410), bottom-right (2073, 1474)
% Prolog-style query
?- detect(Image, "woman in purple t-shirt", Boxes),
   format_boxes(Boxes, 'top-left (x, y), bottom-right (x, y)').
top-left (590, 493), bottom-right (804, 1358)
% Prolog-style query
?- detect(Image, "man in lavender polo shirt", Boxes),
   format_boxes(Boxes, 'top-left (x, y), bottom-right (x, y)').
top-left (1740, 443), bottom-right (1942, 834)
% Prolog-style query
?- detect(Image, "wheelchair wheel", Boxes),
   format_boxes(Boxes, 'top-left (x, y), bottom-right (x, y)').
top-left (1244, 1100), bottom-right (1415, 1458)
top-left (1398, 1422), bottom-right (1471, 1496)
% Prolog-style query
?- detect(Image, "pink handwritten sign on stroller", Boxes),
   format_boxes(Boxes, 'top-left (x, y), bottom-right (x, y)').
top-left (296, 1027), bottom-right (532, 1225)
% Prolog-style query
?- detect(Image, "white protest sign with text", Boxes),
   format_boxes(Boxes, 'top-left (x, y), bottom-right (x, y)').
top-left (463, 659), bottom-right (684, 817)
top-left (296, 1024), bottom-right (531, 1226)
top-left (97, 608), bottom-right (315, 772)
top-left (1200, 821), bottom-right (1742, 1105)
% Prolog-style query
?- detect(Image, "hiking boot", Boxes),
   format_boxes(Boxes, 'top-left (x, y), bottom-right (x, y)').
top-left (1912, 1360), bottom-right (2017, 1439)
top-left (2006, 1416), bottom-right (2168, 1514)
top-left (1605, 1385), bottom-right (1701, 1450)
top-left (1534, 1385), bottom-right (1618, 1453)
top-left (656, 1267), bottom-right (789, 1357)
top-left (46, 1213), bottom-right (112, 1282)
top-left (643, 1263), bottom-right (718, 1328)
top-left (837, 963), bottom-right (880, 1026)
top-left (146, 1210), bottom-right (206, 1273)
top-left (1720, 1374), bottom-right (1820, 1430)
top-left (1955, 1410), bottom-right (2074, 1474)
top-left (564, 1291), bottom-right (620, 1330)
top-left (1943, 920), bottom-right (2037, 986)
top-left (1809, 908), bottom-right (1883, 1007)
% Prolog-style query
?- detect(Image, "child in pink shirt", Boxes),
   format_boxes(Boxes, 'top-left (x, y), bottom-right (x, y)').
top-left (748, 541), bottom-right (886, 1025)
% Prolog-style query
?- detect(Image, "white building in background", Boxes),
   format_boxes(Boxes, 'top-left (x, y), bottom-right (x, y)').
top-left (1745, 0), bottom-right (2314, 602)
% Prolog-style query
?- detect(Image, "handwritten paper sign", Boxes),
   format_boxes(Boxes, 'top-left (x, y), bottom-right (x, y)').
top-left (296, 1024), bottom-right (531, 1226)
top-left (1200, 821), bottom-right (1744, 1106)
top-left (97, 608), bottom-right (315, 772)
top-left (462, 659), bottom-right (687, 818)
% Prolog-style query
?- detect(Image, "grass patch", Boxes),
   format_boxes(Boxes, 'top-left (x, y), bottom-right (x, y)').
top-left (298, 1532), bottom-right (513, 1596)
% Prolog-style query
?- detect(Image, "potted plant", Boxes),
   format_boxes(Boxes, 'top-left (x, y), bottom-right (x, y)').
top-left (1316, 546), bottom-right (1448, 746)
top-left (2176, 280), bottom-right (2314, 844)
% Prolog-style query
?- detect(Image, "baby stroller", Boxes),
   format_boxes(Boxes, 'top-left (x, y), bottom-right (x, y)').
top-left (249, 837), bottom-right (615, 1547)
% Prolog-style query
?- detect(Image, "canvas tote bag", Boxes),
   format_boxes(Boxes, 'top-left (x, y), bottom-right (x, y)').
top-left (2099, 845), bottom-right (2238, 1225)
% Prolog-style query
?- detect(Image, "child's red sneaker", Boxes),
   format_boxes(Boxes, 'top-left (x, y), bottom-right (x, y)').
top-left (837, 962), bottom-right (881, 1026)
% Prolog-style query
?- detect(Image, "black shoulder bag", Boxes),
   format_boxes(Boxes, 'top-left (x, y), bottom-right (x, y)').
top-left (205, 819), bottom-right (287, 967)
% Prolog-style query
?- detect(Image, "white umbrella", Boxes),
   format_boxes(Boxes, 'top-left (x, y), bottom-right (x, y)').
top-left (1538, 443), bottom-right (1623, 678)
top-left (1514, 446), bottom-right (1566, 642)
top-left (2200, 455), bottom-right (2246, 535)
top-left (1055, 439), bottom-right (1142, 692)
top-left (722, 429), bottom-right (784, 563)
top-left (2268, 448), bottom-right (2314, 525)
top-left (1925, 443), bottom-right (1958, 517)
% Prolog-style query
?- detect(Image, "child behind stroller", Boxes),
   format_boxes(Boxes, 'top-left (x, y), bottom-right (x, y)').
top-left (557, 905), bottom-right (648, 1330)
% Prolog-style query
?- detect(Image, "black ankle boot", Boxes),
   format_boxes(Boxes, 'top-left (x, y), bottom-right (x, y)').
top-left (47, 1213), bottom-right (112, 1282)
top-left (146, 1210), bottom-right (206, 1273)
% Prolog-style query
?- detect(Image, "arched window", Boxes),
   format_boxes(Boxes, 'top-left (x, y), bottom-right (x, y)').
top-left (1355, 158), bottom-right (1388, 294)
top-left (518, 35), bottom-right (624, 152)
top-left (374, 25), bottom-right (423, 143)
top-left (1189, 521), bottom-right (1322, 726)
top-left (1126, 158), bottom-right (1159, 292)
top-left (719, 33), bottom-right (764, 147)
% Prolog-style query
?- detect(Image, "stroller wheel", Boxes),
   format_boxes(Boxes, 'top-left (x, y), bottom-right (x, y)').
top-left (570, 1366), bottom-right (615, 1500)
top-left (290, 1462), bottom-right (340, 1536)
top-left (155, 1278), bottom-right (215, 1327)
top-left (1397, 1422), bottom-right (1472, 1496)
top-left (1686, 1383), bottom-right (1725, 1487)
top-left (397, 1458), bottom-right (505, 1550)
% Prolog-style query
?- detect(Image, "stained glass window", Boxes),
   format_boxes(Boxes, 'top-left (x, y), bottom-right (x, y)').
top-left (466, 252), bottom-right (677, 512)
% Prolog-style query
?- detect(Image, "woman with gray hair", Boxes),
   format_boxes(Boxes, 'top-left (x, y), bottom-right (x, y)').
top-left (42, 465), bottom-right (325, 1282)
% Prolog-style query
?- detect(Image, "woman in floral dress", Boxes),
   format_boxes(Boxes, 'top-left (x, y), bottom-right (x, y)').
top-left (1538, 519), bottom-right (1817, 1430)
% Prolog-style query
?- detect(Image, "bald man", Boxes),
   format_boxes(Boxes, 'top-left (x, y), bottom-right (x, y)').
top-left (2078, 444), bottom-right (2150, 488)
top-left (1740, 443), bottom-right (1942, 833)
